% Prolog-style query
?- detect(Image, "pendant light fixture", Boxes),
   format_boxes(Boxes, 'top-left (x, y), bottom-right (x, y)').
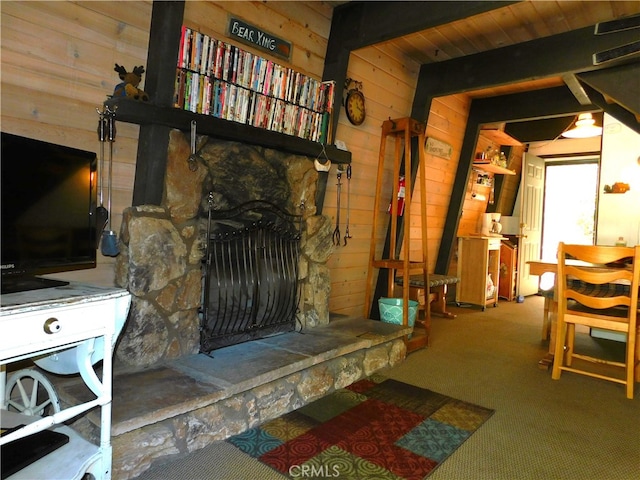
top-left (561, 113), bottom-right (603, 138)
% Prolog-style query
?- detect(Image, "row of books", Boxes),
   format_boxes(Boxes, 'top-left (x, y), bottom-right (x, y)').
top-left (176, 27), bottom-right (335, 124)
top-left (174, 70), bottom-right (331, 143)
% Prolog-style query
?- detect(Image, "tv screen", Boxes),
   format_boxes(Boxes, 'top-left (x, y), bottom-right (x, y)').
top-left (1, 132), bottom-right (98, 294)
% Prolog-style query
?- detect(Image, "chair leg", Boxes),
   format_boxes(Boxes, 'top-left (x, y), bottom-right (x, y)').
top-left (551, 316), bottom-right (566, 380)
top-left (626, 330), bottom-right (637, 399)
top-left (566, 324), bottom-right (575, 367)
top-left (636, 324), bottom-right (640, 383)
top-left (625, 355), bottom-right (634, 399)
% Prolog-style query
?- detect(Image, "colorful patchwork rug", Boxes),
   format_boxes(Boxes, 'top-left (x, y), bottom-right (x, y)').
top-left (227, 376), bottom-right (494, 479)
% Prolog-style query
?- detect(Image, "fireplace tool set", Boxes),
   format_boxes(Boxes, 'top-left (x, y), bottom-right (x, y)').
top-left (96, 106), bottom-right (119, 256)
top-left (344, 164), bottom-right (353, 244)
top-left (333, 164), bottom-right (352, 246)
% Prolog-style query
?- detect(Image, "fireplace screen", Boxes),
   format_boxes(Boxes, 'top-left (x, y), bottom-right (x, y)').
top-left (200, 198), bottom-right (302, 353)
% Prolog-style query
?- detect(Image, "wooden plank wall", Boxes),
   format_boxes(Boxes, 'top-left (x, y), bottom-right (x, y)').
top-left (1, 1), bottom-right (475, 318)
top-left (325, 43), bottom-right (422, 316)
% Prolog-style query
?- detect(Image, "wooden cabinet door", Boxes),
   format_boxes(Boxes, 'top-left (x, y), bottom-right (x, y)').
top-left (456, 237), bottom-right (489, 306)
top-left (499, 242), bottom-right (517, 301)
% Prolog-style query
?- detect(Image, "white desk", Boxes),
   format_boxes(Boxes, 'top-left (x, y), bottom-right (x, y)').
top-left (1, 282), bottom-right (130, 480)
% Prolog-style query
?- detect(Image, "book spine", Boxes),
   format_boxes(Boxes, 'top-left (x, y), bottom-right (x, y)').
top-left (178, 26), bottom-right (187, 68)
top-left (222, 43), bottom-right (231, 82)
top-left (208, 37), bottom-right (215, 76)
top-left (231, 45), bottom-right (239, 84)
top-left (215, 41), bottom-right (224, 79)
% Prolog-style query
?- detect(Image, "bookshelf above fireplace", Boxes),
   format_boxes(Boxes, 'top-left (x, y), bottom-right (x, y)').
top-left (104, 97), bottom-right (351, 165)
top-left (115, 1), bottom-right (350, 208)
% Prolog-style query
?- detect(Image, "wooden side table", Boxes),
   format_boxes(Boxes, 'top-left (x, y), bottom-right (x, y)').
top-left (1, 283), bottom-right (131, 480)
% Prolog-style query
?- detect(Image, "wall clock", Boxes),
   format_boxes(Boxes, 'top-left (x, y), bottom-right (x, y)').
top-left (344, 79), bottom-right (365, 126)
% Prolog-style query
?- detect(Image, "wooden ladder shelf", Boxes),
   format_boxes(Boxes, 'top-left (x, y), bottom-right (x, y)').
top-left (364, 117), bottom-right (430, 352)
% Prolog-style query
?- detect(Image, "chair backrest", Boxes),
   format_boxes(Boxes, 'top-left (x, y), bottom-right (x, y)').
top-left (557, 243), bottom-right (640, 324)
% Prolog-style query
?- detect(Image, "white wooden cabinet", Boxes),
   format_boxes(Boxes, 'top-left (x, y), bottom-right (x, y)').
top-left (1, 283), bottom-right (130, 480)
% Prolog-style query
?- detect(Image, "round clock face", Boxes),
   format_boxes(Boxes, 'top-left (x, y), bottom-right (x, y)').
top-left (345, 89), bottom-right (366, 125)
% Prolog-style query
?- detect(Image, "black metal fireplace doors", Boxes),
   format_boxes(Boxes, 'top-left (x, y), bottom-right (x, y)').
top-left (200, 196), bottom-right (303, 353)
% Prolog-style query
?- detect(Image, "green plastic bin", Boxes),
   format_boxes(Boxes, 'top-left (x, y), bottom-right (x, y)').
top-left (378, 297), bottom-right (418, 327)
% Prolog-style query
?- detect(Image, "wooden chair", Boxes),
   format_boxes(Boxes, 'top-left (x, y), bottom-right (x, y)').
top-left (552, 243), bottom-right (640, 399)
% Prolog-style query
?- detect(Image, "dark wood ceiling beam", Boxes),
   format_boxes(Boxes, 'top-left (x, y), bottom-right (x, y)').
top-left (413, 20), bottom-right (640, 273)
top-left (579, 83), bottom-right (640, 135)
top-left (417, 26), bottom-right (640, 97)
top-left (133, 0), bottom-right (185, 206)
top-left (471, 86), bottom-right (595, 122)
top-left (504, 117), bottom-right (576, 143)
top-left (330, 1), bottom-right (517, 52)
top-left (577, 63), bottom-right (640, 117)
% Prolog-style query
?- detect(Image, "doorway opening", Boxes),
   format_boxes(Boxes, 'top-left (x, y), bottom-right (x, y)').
top-left (539, 156), bottom-right (600, 268)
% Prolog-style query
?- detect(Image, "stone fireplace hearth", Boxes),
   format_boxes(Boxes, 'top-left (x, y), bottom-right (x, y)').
top-left (114, 130), bottom-right (335, 367)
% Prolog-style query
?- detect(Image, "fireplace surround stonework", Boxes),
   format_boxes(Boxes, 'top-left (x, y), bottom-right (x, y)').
top-left (55, 130), bottom-right (410, 479)
top-left (114, 129), bottom-right (335, 367)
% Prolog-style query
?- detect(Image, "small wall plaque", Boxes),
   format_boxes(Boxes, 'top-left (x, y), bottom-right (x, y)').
top-left (425, 137), bottom-right (453, 160)
top-left (228, 17), bottom-right (292, 60)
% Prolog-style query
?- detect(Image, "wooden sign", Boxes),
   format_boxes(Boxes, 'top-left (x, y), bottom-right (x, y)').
top-left (425, 137), bottom-right (453, 160)
top-left (228, 17), bottom-right (292, 60)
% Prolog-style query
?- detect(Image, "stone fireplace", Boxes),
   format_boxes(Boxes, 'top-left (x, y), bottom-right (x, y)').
top-left (58, 129), bottom-right (408, 479)
top-left (114, 130), bottom-right (335, 367)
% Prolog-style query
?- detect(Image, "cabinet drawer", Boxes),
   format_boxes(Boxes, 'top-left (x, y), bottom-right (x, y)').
top-left (1, 301), bottom-right (112, 363)
top-left (488, 238), bottom-right (502, 250)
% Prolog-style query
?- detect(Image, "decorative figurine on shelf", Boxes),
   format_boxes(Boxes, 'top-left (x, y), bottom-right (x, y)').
top-left (113, 64), bottom-right (149, 101)
top-left (604, 182), bottom-right (631, 193)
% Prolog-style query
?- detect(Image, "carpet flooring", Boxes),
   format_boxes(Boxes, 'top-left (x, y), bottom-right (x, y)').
top-left (226, 375), bottom-right (494, 479)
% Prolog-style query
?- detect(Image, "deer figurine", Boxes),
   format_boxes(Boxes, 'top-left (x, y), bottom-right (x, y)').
top-left (113, 64), bottom-right (149, 101)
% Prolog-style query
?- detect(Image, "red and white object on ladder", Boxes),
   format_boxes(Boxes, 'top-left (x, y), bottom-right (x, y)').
top-left (388, 175), bottom-right (405, 216)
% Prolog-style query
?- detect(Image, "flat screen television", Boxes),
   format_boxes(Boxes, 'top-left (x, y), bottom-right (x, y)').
top-left (1, 132), bottom-right (98, 294)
